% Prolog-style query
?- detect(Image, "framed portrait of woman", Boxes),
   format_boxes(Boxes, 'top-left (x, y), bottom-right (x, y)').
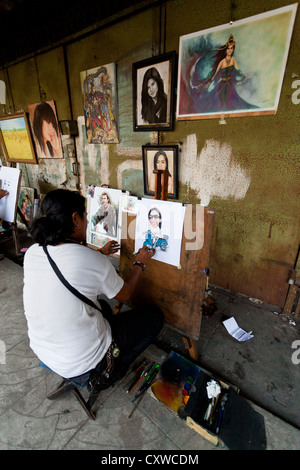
top-left (142, 144), bottom-right (178, 199)
top-left (132, 51), bottom-right (177, 132)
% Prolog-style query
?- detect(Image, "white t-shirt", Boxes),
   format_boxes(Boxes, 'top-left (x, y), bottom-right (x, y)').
top-left (23, 243), bottom-right (124, 378)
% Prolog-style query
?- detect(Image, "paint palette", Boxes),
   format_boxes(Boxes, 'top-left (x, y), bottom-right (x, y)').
top-left (151, 351), bottom-right (200, 413)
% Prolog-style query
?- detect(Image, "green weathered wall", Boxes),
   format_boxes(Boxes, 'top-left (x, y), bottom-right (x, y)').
top-left (0, 0), bottom-right (299, 306)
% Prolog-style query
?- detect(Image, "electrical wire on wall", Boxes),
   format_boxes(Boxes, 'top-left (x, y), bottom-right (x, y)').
top-left (229, 0), bottom-right (237, 24)
top-left (34, 56), bottom-right (46, 102)
top-left (157, 1), bottom-right (167, 146)
top-left (62, 45), bottom-right (81, 192)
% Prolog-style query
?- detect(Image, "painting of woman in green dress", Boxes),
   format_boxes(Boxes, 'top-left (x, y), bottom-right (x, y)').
top-left (177, 4), bottom-right (297, 119)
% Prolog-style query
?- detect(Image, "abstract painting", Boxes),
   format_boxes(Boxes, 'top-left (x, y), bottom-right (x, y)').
top-left (80, 63), bottom-right (119, 143)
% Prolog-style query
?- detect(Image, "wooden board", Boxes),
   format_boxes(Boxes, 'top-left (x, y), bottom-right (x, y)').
top-left (120, 205), bottom-right (215, 340)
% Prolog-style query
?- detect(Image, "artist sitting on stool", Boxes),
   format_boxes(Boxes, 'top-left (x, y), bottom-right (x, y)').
top-left (23, 189), bottom-right (164, 390)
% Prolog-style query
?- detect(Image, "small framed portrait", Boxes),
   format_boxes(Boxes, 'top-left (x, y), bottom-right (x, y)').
top-left (132, 51), bottom-right (177, 132)
top-left (0, 112), bottom-right (37, 164)
top-left (142, 144), bottom-right (178, 199)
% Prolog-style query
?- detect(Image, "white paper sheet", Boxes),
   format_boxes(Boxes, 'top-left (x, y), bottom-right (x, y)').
top-left (0, 166), bottom-right (21, 223)
top-left (134, 198), bottom-right (186, 267)
top-left (223, 317), bottom-right (254, 342)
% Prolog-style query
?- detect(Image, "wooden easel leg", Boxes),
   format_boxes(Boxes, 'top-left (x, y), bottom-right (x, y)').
top-left (154, 172), bottom-right (161, 200)
top-left (182, 336), bottom-right (199, 362)
top-left (161, 170), bottom-right (168, 200)
top-left (12, 223), bottom-right (19, 258)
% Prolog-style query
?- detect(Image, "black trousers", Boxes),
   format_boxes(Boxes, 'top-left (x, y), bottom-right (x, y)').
top-left (69, 302), bottom-right (164, 387)
top-left (106, 303), bottom-right (164, 375)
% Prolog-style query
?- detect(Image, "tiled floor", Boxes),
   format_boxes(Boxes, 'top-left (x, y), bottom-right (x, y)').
top-left (1, 257), bottom-right (300, 450)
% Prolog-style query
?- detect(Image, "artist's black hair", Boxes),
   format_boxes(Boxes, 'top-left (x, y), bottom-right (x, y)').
top-left (30, 189), bottom-right (85, 246)
top-left (153, 150), bottom-right (171, 177)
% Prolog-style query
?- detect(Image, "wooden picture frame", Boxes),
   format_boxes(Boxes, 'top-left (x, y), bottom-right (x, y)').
top-left (133, 51), bottom-right (177, 132)
top-left (142, 144), bottom-right (178, 199)
top-left (0, 112), bottom-right (37, 164)
top-left (176, 4), bottom-right (297, 120)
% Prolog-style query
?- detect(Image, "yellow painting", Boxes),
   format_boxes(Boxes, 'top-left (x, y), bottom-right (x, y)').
top-left (0, 112), bottom-right (37, 163)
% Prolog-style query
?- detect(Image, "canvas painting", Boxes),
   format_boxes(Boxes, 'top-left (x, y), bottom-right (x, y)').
top-left (0, 112), bottom-right (37, 164)
top-left (134, 198), bottom-right (186, 267)
top-left (177, 4), bottom-right (297, 120)
top-left (80, 63), bottom-right (119, 144)
top-left (17, 186), bottom-right (35, 228)
top-left (28, 101), bottom-right (63, 158)
top-left (87, 186), bottom-right (123, 251)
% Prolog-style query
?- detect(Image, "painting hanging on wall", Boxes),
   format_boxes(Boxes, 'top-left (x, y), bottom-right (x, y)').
top-left (132, 51), bottom-right (176, 131)
top-left (28, 101), bottom-right (63, 159)
top-left (0, 112), bottom-right (37, 163)
top-left (17, 186), bottom-right (35, 228)
top-left (80, 63), bottom-right (119, 144)
top-left (142, 144), bottom-right (178, 199)
top-left (176, 4), bottom-right (297, 120)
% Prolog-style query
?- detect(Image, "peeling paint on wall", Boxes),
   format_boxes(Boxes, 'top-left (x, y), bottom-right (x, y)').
top-left (117, 159), bottom-right (143, 188)
top-left (77, 115), bottom-right (143, 194)
top-left (180, 135), bottom-right (251, 206)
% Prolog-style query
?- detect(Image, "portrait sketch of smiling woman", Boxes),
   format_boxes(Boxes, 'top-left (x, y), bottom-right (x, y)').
top-left (137, 61), bottom-right (170, 126)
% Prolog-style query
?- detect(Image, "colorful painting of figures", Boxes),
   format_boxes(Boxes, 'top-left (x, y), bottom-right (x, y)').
top-left (176, 4), bottom-right (297, 120)
top-left (80, 63), bottom-right (119, 144)
top-left (0, 112), bottom-right (37, 163)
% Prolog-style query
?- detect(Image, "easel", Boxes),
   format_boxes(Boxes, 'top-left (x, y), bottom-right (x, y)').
top-left (154, 169), bottom-right (169, 201)
top-left (119, 169), bottom-right (215, 363)
top-left (153, 169), bottom-right (198, 360)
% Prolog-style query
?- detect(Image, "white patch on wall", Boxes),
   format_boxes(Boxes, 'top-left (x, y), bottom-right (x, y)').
top-left (117, 160), bottom-right (143, 188)
top-left (77, 116), bottom-right (144, 192)
top-left (100, 144), bottom-right (109, 185)
top-left (180, 135), bottom-right (251, 206)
